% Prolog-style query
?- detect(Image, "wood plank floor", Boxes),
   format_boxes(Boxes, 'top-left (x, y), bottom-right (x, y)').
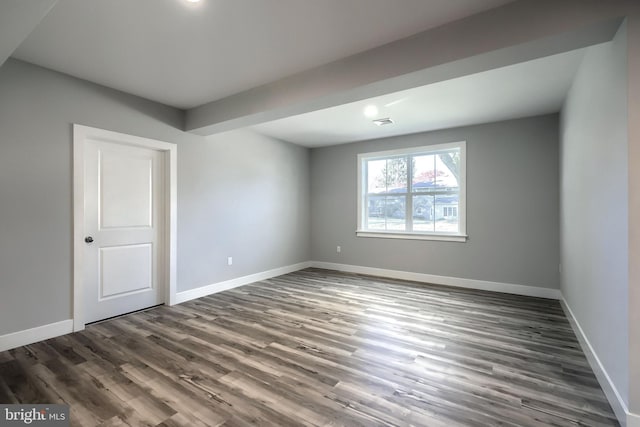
top-left (0, 268), bottom-right (618, 426)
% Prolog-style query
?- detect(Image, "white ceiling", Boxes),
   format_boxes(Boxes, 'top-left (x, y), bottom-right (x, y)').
top-left (6, 0), bottom-right (594, 148)
top-left (11, 0), bottom-right (514, 109)
top-left (250, 49), bottom-right (586, 147)
top-left (0, 1), bottom-right (56, 68)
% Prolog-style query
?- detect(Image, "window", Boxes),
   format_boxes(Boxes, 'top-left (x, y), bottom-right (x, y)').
top-left (357, 141), bottom-right (466, 242)
top-left (443, 206), bottom-right (457, 218)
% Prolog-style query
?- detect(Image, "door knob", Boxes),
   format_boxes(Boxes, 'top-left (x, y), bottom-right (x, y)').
top-left (85, 236), bottom-right (94, 243)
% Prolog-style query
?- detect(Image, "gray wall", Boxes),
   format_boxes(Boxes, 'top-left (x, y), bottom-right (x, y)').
top-left (560, 26), bottom-right (629, 406)
top-left (310, 115), bottom-right (560, 289)
top-left (628, 11), bottom-right (640, 417)
top-left (179, 129), bottom-right (310, 291)
top-left (0, 59), bottom-right (310, 336)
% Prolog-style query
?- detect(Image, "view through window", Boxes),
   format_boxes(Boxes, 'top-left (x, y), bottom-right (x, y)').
top-left (357, 142), bottom-right (466, 241)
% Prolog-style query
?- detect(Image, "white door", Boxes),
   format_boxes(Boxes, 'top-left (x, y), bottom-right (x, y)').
top-left (83, 139), bottom-right (165, 323)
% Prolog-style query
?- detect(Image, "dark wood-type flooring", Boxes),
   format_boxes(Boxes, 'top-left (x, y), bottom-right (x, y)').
top-left (0, 268), bottom-right (618, 426)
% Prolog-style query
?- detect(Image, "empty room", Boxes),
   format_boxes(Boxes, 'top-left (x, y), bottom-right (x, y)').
top-left (1, 0), bottom-right (639, 426)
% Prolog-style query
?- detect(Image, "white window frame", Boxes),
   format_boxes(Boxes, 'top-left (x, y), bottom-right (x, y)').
top-left (356, 141), bottom-right (467, 242)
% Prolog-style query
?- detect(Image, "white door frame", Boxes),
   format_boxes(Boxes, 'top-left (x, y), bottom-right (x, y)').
top-left (73, 124), bottom-right (177, 332)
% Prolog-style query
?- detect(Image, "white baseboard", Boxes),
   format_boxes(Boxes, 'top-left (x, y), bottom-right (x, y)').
top-left (174, 261), bottom-right (313, 304)
top-left (310, 261), bottom-right (560, 299)
top-left (0, 319), bottom-right (74, 353)
top-left (174, 260), bottom-right (560, 304)
top-left (560, 296), bottom-right (629, 426)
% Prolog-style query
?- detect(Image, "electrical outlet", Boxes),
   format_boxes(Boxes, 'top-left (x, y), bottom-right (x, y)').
top-left (227, 256), bottom-right (233, 266)
top-left (336, 246), bottom-right (341, 253)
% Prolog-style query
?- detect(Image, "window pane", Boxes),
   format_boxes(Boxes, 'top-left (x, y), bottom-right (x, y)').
top-left (412, 155), bottom-right (436, 192)
top-left (384, 196), bottom-right (405, 231)
top-left (366, 195), bottom-right (406, 231)
top-left (434, 193), bottom-right (459, 233)
top-left (366, 195), bottom-right (386, 230)
top-left (412, 194), bottom-right (434, 232)
top-left (384, 157), bottom-right (408, 192)
top-left (437, 150), bottom-right (460, 189)
top-left (367, 159), bottom-right (387, 193)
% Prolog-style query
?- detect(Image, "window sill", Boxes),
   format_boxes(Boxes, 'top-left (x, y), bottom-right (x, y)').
top-left (356, 230), bottom-right (468, 242)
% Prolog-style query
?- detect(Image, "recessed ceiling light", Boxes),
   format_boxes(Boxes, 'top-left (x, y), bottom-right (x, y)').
top-left (186, 0), bottom-right (201, 3)
top-left (363, 105), bottom-right (378, 118)
top-left (373, 118), bottom-right (394, 126)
